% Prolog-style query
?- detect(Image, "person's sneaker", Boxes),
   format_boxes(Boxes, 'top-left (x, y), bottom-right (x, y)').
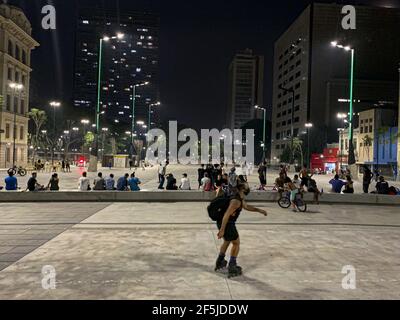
top-left (228, 265), bottom-right (243, 278)
top-left (215, 259), bottom-right (228, 272)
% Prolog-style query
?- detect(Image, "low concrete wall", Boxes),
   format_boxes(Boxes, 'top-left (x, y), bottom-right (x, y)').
top-left (0, 190), bottom-right (400, 205)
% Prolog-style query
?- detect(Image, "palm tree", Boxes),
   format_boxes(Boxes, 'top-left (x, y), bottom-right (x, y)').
top-left (28, 108), bottom-right (47, 162)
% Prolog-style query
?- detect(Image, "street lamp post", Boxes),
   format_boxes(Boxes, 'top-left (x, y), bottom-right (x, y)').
top-left (254, 105), bottom-right (267, 160)
top-left (81, 119), bottom-right (90, 163)
top-left (278, 84), bottom-right (295, 164)
top-left (9, 83), bottom-right (23, 168)
top-left (331, 41), bottom-right (356, 176)
top-left (305, 123), bottom-right (313, 168)
top-left (49, 101), bottom-right (61, 165)
top-left (89, 33), bottom-right (124, 173)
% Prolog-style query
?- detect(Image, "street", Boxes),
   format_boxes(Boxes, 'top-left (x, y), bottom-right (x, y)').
top-left (0, 201), bottom-right (399, 299)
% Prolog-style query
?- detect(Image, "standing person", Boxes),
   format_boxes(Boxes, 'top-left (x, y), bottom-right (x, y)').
top-left (362, 165), bottom-right (373, 194)
top-left (228, 167), bottom-right (238, 188)
top-left (279, 164), bottom-right (288, 179)
top-left (214, 181), bottom-right (268, 278)
top-left (284, 177), bottom-right (300, 212)
top-left (179, 173), bottom-right (191, 190)
top-left (329, 174), bottom-right (346, 193)
top-left (128, 173), bottom-right (141, 191)
top-left (117, 174), bottom-right (130, 191)
top-left (108, 160), bottom-right (113, 170)
top-left (78, 172), bottom-right (91, 191)
top-left (197, 164), bottom-right (205, 189)
top-left (105, 174), bottom-right (116, 190)
top-left (26, 172), bottom-right (45, 192)
top-left (129, 159), bottom-right (134, 171)
top-left (258, 161), bottom-right (267, 190)
top-left (343, 175), bottom-right (354, 194)
top-left (47, 173), bottom-right (60, 191)
top-left (66, 160), bottom-right (71, 173)
top-left (61, 160), bottom-right (66, 173)
top-left (93, 172), bottom-right (106, 191)
top-left (158, 161), bottom-right (169, 190)
top-left (5, 170), bottom-right (18, 191)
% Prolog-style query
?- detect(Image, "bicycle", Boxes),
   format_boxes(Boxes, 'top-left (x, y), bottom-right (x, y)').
top-left (278, 190), bottom-right (307, 212)
top-left (9, 166), bottom-right (27, 177)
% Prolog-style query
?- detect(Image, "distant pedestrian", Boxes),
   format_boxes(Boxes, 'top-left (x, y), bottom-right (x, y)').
top-left (362, 165), bottom-right (373, 194)
top-left (62, 160), bottom-right (66, 173)
top-left (129, 159), bottom-right (134, 171)
top-left (158, 161), bottom-right (169, 189)
top-left (117, 174), bottom-right (129, 191)
top-left (66, 160), bottom-right (71, 173)
top-left (5, 170), bottom-right (18, 191)
top-left (93, 172), bottom-right (106, 191)
top-left (105, 174), bottom-right (116, 190)
top-left (47, 173), bottom-right (60, 191)
top-left (78, 172), bottom-right (91, 191)
top-left (128, 173), bottom-right (141, 191)
top-left (201, 172), bottom-right (212, 191)
top-left (258, 161), bottom-right (267, 190)
top-left (197, 164), bottom-right (205, 189)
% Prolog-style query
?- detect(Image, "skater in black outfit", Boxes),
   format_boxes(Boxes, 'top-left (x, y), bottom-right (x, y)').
top-left (215, 181), bottom-right (268, 278)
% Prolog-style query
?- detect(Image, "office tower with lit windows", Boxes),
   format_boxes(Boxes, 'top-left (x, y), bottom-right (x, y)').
top-left (271, 3), bottom-right (400, 164)
top-left (227, 49), bottom-right (264, 130)
top-left (73, 7), bottom-right (160, 127)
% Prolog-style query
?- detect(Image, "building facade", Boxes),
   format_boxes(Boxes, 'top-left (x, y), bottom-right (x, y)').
top-left (73, 7), bottom-right (160, 127)
top-left (227, 49), bottom-right (264, 130)
top-left (0, 4), bottom-right (39, 168)
top-left (271, 3), bottom-right (400, 164)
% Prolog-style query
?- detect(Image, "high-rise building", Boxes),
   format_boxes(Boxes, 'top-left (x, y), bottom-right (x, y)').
top-left (73, 7), bottom-right (160, 128)
top-left (227, 49), bottom-right (264, 130)
top-left (271, 3), bottom-right (400, 164)
top-left (0, 4), bottom-right (39, 167)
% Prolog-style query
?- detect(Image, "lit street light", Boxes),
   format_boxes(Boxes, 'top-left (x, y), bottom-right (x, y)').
top-left (254, 105), bottom-right (267, 160)
top-left (305, 123), bottom-right (313, 168)
top-left (331, 40), bottom-right (356, 173)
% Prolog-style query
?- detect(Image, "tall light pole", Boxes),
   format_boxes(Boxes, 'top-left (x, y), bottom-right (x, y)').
top-left (305, 123), bottom-right (313, 168)
top-left (331, 41), bottom-right (356, 176)
top-left (89, 33), bottom-right (124, 172)
top-left (81, 119), bottom-right (90, 162)
top-left (49, 101), bottom-right (61, 165)
top-left (9, 83), bottom-right (23, 168)
top-left (278, 84), bottom-right (295, 165)
top-left (254, 105), bottom-right (267, 160)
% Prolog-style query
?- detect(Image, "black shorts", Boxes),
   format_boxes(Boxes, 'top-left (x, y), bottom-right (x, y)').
top-left (217, 221), bottom-right (239, 242)
top-left (300, 177), bottom-right (309, 187)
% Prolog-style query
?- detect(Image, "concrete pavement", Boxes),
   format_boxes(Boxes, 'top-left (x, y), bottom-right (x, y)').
top-left (0, 201), bottom-right (399, 299)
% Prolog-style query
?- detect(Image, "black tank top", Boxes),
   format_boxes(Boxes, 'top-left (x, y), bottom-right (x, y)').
top-left (229, 194), bottom-right (243, 222)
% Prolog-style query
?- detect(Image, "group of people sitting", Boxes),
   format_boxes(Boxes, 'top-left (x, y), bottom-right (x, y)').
top-left (78, 172), bottom-right (141, 191)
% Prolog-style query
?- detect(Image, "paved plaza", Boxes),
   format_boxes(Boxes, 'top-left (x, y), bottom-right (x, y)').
top-left (0, 201), bottom-right (399, 299)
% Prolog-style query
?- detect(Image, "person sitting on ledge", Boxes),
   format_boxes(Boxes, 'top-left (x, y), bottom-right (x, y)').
top-left (26, 172), bottom-right (45, 192)
top-left (128, 172), bottom-right (141, 192)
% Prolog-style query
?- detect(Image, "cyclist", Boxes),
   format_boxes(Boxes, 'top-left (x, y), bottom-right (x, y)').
top-left (284, 177), bottom-right (300, 212)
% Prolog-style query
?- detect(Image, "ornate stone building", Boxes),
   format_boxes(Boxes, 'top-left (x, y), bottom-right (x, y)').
top-left (0, 4), bottom-right (39, 168)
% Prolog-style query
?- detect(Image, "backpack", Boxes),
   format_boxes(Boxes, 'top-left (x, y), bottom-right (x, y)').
top-left (207, 196), bottom-right (232, 221)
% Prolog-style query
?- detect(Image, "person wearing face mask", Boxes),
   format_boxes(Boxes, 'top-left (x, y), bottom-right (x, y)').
top-left (215, 181), bottom-right (268, 278)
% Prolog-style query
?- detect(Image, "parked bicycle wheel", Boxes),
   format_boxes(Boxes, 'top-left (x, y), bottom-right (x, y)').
top-left (18, 168), bottom-right (27, 177)
top-left (278, 193), bottom-right (291, 209)
top-left (295, 196), bottom-right (307, 212)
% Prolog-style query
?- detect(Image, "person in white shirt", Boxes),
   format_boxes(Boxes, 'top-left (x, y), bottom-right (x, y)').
top-left (78, 172), bottom-right (91, 191)
top-left (180, 173), bottom-right (191, 190)
top-left (201, 173), bottom-right (212, 191)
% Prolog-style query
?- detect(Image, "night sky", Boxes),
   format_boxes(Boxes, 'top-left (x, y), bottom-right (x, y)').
top-left (3, 0), bottom-right (399, 130)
